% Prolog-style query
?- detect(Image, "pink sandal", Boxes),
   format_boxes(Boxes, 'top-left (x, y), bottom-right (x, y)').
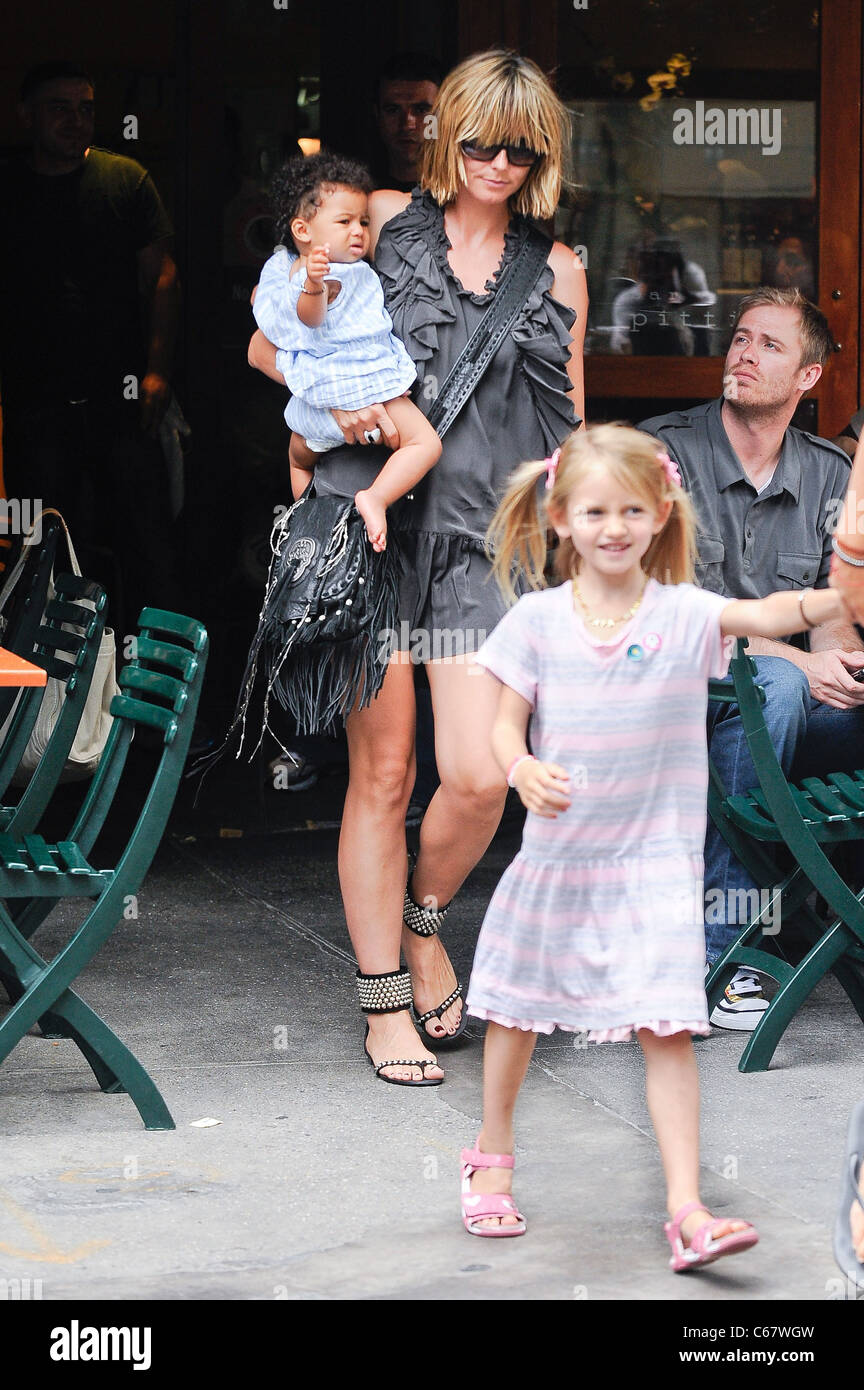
top-left (460, 1143), bottom-right (526, 1238)
top-left (665, 1200), bottom-right (759, 1272)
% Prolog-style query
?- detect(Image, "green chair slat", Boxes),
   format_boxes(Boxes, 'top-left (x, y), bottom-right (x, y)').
top-left (53, 574), bottom-right (106, 606)
top-left (109, 695), bottom-right (178, 740)
top-left (43, 598), bottom-right (99, 634)
top-left (22, 835), bottom-right (60, 873)
top-left (56, 841), bottom-right (95, 875)
top-left (35, 624), bottom-right (85, 657)
top-left (724, 793), bottom-right (781, 838)
top-left (133, 636), bottom-right (199, 683)
top-left (139, 608), bottom-right (207, 652)
top-left (828, 774), bottom-right (864, 813)
top-left (120, 666), bottom-right (187, 709)
top-left (788, 784), bottom-right (835, 823)
top-left (0, 834), bottom-right (27, 870)
top-left (802, 777), bottom-right (864, 819)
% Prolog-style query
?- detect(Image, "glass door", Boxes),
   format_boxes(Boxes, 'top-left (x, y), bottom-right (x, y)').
top-left (551, 0), bottom-right (861, 433)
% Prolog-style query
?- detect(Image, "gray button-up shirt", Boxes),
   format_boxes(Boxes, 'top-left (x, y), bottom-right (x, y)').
top-left (639, 400), bottom-right (851, 622)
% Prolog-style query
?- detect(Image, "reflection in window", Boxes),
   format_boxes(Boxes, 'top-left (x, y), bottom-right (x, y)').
top-left (555, 0), bottom-right (819, 356)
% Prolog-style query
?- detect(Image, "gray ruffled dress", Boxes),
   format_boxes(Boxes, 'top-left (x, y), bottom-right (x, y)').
top-left (311, 190), bottom-right (579, 650)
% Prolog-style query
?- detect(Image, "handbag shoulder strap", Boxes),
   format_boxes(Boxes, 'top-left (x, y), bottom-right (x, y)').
top-left (426, 223), bottom-right (551, 440)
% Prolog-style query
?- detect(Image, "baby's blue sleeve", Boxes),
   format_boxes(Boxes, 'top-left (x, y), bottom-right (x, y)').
top-left (253, 248), bottom-right (305, 349)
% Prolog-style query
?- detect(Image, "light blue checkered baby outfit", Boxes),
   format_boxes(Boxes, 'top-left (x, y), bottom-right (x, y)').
top-left (253, 246), bottom-right (416, 451)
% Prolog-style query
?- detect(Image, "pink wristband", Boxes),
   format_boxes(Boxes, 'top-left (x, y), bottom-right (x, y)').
top-left (506, 754), bottom-right (535, 787)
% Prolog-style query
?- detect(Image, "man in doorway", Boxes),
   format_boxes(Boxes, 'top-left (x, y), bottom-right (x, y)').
top-left (640, 287), bottom-right (864, 1028)
top-left (371, 52), bottom-right (444, 192)
top-left (0, 61), bottom-right (183, 633)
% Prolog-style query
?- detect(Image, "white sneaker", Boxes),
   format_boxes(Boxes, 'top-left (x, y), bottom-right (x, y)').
top-left (709, 970), bottom-right (770, 1032)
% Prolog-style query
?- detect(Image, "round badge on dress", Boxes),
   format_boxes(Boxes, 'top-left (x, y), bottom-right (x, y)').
top-left (643, 632), bottom-right (662, 651)
top-left (626, 643), bottom-right (644, 662)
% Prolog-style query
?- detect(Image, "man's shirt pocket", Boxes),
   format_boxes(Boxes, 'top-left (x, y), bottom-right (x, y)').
top-left (695, 536), bottom-right (725, 592)
top-left (776, 551), bottom-right (821, 589)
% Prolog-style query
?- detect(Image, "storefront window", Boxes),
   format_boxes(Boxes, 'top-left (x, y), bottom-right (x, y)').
top-left (555, 0), bottom-right (819, 357)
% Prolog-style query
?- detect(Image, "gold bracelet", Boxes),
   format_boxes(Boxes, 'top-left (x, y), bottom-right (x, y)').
top-left (798, 587), bottom-right (816, 630)
top-left (301, 283), bottom-right (326, 296)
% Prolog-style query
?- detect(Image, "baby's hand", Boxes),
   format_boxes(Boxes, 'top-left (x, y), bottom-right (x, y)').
top-left (512, 758), bottom-right (572, 819)
top-left (306, 244), bottom-right (331, 284)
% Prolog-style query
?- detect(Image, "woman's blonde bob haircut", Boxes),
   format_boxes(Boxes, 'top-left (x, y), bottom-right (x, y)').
top-left (420, 49), bottom-right (568, 220)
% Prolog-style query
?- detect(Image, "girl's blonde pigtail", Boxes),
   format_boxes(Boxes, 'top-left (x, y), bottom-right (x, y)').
top-left (644, 487), bottom-right (698, 585)
top-left (486, 457), bottom-right (551, 603)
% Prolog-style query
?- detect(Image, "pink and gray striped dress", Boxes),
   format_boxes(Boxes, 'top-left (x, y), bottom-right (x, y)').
top-left (468, 579), bottom-right (734, 1041)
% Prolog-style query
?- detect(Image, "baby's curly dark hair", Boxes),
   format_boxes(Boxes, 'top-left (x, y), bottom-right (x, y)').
top-left (270, 152), bottom-right (374, 249)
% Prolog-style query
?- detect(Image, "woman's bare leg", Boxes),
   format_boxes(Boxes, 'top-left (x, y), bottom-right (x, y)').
top-left (342, 653), bottom-right (442, 1081)
top-left (468, 1021), bottom-right (537, 1229)
top-left (404, 659), bottom-right (508, 1039)
top-left (639, 1029), bottom-right (753, 1243)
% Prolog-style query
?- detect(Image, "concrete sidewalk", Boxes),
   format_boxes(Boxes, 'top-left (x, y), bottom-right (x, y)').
top-left (0, 763), bottom-right (860, 1302)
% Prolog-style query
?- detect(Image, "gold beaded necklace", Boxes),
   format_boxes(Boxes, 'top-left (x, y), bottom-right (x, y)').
top-left (572, 577), bottom-right (647, 630)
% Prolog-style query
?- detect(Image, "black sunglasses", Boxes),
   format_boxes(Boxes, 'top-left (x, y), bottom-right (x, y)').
top-left (460, 139), bottom-right (541, 168)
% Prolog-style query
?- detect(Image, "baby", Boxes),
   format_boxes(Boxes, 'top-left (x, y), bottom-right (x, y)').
top-left (253, 152), bottom-right (441, 550)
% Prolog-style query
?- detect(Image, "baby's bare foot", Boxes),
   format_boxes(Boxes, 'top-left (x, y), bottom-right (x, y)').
top-left (354, 489), bottom-right (387, 552)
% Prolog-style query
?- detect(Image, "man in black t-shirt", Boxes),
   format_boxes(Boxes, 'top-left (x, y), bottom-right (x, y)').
top-left (0, 61), bottom-right (182, 632)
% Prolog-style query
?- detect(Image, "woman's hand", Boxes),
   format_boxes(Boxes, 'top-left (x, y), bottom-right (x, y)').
top-left (512, 758), bottom-right (572, 819)
top-left (331, 405), bottom-right (400, 449)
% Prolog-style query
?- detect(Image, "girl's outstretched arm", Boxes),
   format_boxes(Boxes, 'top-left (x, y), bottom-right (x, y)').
top-left (720, 587), bottom-right (848, 641)
top-left (491, 684), bottom-right (572, 820)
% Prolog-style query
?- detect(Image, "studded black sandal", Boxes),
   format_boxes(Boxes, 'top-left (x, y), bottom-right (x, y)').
top-left (357, 968), bottom-right (443, 1087)
top-left (403, 870), bottom-right (469, 1047)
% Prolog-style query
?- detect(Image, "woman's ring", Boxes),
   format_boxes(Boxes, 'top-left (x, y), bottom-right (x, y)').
top-left (363, 428), bottom-right (381, 445)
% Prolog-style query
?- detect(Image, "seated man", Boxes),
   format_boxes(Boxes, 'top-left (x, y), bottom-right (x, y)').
top-left (640, 286), bottom-right (864, 1029)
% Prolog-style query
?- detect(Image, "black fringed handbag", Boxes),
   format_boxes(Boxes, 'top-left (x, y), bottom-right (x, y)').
top-left (228, 221), bottom-right (551, 753)
top-left (241, 488), bottom-right (401, 740)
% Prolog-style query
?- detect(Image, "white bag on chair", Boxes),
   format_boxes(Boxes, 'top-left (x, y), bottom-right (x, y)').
top-left (10, 508), bottom-right (119, 784)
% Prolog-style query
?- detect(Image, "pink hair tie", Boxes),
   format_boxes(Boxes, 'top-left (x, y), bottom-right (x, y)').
top-left (657, 450), bottom-right (682, 489)
top-left (544, 447), bottom-right (562, 491)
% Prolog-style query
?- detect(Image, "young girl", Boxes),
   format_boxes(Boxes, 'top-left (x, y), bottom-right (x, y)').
top-left (252, 152), bottom-right (441, 550)
top-left (460, 422), bottom-right (848, 1268)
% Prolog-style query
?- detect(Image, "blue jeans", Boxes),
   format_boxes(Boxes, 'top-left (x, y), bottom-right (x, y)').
top-left (705, 656), bottom-right (864, 963)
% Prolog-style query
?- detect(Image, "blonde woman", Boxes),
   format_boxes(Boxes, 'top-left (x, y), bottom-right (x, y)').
top-left (250, 49), bottom-right (587, 1085)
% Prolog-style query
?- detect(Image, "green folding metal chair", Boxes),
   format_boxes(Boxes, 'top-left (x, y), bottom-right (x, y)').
top-left (707, 639), bottom-right (864, 1071)
top-left (0, 609), bottom-right (208, 1130)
